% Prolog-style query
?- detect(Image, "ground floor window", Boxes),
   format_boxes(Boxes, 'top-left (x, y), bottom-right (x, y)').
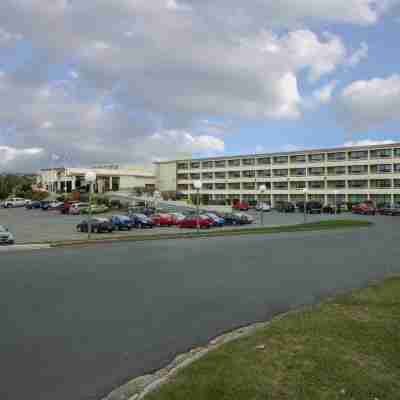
top-left (348, 194), bottom-right (368, 203)
top-left (308, 195), bottom-right (324, 202)
top-left (273, 194), bottom-right (289, 202)
top-left (111, 177), bottom-right (120, 191)
top-left (370, 194), bottom-right (392, 204)
top-left (327, 194), bottom-right (345, 204)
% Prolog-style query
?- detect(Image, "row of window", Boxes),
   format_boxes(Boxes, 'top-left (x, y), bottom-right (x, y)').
top-left (178, 149), bottom-right (400, 170)
top-left (178, 164), bottom-right (400, 180)
top-left (177, 179), bottom-right (400, 191)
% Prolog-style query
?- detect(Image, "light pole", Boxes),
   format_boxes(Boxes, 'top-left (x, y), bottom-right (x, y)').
top-left (193, 180), bottom-right (202, 232)
top-left (302, 187), bottom-right (308, 223)
top-left (333, 190), bottom-right (338, 215)
top-left (85, 172), bottom-right (96, 240)
top-left (258, 184), bottom-right (267, 226)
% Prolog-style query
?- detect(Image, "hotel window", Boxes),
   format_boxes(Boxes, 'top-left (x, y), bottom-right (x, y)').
top-left (190, 162), bottom-right (200, 169)
top-left (370, 149), bottom-right (392, 159)
top-left (273, 156), bottom-right (288, 164)
top-left (214, 172), bottom-right (226, 179)
top-left (394, 179), bottom-right (400, 188)
top-left (215, 183), bottom-right (226, 190)
top-left (327, 166), bottom-right (346, 175)
top-left (290, 181), bottom-right (306, 189)
top-left (257, 182), bottom-right (271, 190)
top-left (228, 171), bottom-right (241, 178)
top-left (370, 164), bottom-right (393, 174)
top-left (257, 157), bottom-right (271, 165)
top-left (190, 173), bottom-right (200, 180)
top-left (257, 170), bottom-right (271, 177)
top-left (177, 163), bottom-right (188, 170)
top-left (273, 169), bottom-right (288, 177)
top-left (394, 149), bottom-right (400, 158)
top-left (394, 164), bottom-right (400, 173)
top-left (202, 172), bottom-right (213, 180)
top-left (327, 181), bottom-right (346, 189)
top-left (348, 150), bottom-right (368, 160)
top-left (290, 155), bottom-right (306, 163)
top-left (228, 183), bottom-right (241, 190)
top-left (308, 153), bottom-right (325, 162)
top-left (177, 173), bottom-right (188, 180)
top-left (348, 180), bottom-right (368, 188)
top-left (290, 168), bottom-right (306, 176)
top-left (203, 183), bottom-right (213, 190)
top-left (215, 160), bottom-right (226, 168)
top-left (242, 170), bottom-right (255, 178)
top-left (177, 184), bottom-right (188, 191)
top-left (370, 179), bottom-right (392, 189)
top-left (308, 167), bottom-right (325, 176)
top-left (348, 165), bottom-right (368, 175)
top-left (202, 161), bottom-right (214, 169)
top-left (327, 152), bottom-right (346, 161)
top-left (242, 182), bottom-right (256, 190)
top-left (242, 158), bottom-right (255, 166)
top-left (228, 159), bottom-right (241, 167)
top-left (308, 181), bottom-right (325, 189)
top-left (273, 182), bottom-right (288, 189)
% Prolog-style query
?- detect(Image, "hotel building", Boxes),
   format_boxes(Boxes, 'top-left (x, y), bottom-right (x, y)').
top-left (155, 142), bottom-right (400, 206)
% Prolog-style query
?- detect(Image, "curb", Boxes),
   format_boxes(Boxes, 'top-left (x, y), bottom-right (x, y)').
top-left (0, 244), bottom-right (52, 253)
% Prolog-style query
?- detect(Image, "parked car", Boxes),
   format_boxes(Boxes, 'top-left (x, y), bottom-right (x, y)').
top-left (276, 201), bottom-right (295, 213)
top-left (255, 202), bottom-right (271, 212)
top-left (151, 213), bottom-right (174, 226)
top-left (76, 218), bottom-right (114, 233)
top-left (232, 201), bottom-right (250, 211)
top-left (352, 201), bottom-right (376, 215)
top-left (223, 212), bottom-right (253, 225)
top-left (110, 215), bottom-right (133, 230)
top-left (377, 203), bottom-right (392, 215)
top-left (80, 204), bottom-right (109, 215)
top-left (169, 212), bottom-right (186, 225)
top-left (205, 213), bottom-right (225, 227)
top-left (322, 204), bottom-right (341, 214)
top-left (0, 225), bottom-right (15, 245)
top-left (178, 215), bottom-right (213, 229)
top-left (41, 200), bottom-right (63, 211)
top-left (130, 213), bottom-right (154, 228)
top-left (128, 206), bottom-right (155, 216)
top-left (378, 203), bottom-right (400, 216)
top-left (2, 197), bottom-right (27, 208)
top-left (60, 201), bottom-right (79, 214)
top-left (25, 200), bottom-right (43, 209)
top-left (69, 202), bottom-right (90, 215)
top-left (297, 201), bottom-right (323, 214)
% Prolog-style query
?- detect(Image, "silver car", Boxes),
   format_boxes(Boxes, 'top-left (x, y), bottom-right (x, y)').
top-left (0, 225), bottom-right (15, 245)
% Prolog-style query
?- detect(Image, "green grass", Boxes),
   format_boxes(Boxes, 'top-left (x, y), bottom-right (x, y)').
top-left (146, 276), bottom-right (400, 400)
top-left (50, 219), bottom-right (371, 247)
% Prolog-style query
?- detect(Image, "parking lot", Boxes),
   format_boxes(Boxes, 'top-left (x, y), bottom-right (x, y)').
top-left (0, 205), bottom-right (377, 244)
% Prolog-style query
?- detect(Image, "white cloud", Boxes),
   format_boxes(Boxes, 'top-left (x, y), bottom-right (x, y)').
top-left (347, 42), bottom-right (368, 66)
top-left (0, 27), bottom-right (22, 43)
top-left (0, 146), bottom-right (44, 165)
top-left (337, 75), bottom-right (400, 130)
top-left (343, 139), bottom-right (396, 147)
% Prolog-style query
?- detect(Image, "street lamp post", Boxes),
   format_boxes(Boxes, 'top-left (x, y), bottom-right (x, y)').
top-left (258, 184), bottom-right (267, 226)
top-left (302, 187), bottom-right (308, 223)
top-left (193, 180), bottom-right (202, 233)
top-left (85, 172), bottom-right (96, 240)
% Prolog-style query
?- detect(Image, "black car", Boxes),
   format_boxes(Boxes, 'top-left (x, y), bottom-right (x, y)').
top-left (322, 204), bottom-right (341, 214)
top-left (76, 218), bottom-right (114, 233)
top-left (298, 201), bottom-right (322, 214)
top-left (276, 201), bottom-right (295, 213)
top-left (223, 212), bottom-right (253, 225)
top-left (379, 203), bottom-right (400, 216)
top-left (26, 200), bottom-right (42, 209)
top-left (130, 213), bottom-right (154, 228)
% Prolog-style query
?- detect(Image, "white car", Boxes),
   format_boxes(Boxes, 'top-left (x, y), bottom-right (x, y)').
top-left (2, 197), bottom-right (27, 208)
top-left (256, 202), bottom-right (271, 212)
top-left (0, 225), bottom-right (15, 245)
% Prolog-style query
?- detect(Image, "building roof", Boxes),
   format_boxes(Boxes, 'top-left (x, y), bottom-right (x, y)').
top-left (40, 166), bottom-right (155, 178)
top-left (154, 142), bottom-right (400, 164)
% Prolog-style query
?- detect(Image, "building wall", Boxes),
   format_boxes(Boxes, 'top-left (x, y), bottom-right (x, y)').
top-left (158, 144), bottom-right (400, 206)
top-left (155, 161), bottom-right (177, 192)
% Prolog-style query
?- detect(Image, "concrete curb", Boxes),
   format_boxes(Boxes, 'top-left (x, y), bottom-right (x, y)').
top-left (0, 244), bottom-right (52, 252)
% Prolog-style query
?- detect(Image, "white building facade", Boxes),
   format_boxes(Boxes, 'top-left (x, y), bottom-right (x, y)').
top-left (155, 143), bottom-right (400, 206)
top-left (38, 165), bottom-right (155, 194)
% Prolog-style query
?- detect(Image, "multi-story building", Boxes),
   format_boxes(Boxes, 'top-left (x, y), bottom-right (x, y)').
top-left (155, 143), bottom-right (400, 206)
top-left (38, 165), bottom-right (155, 194)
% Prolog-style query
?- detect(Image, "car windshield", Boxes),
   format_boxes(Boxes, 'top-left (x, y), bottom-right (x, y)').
top-left (135, 214), bottom-right (148, 219)
top-left (0, 225), bottom-right (6, 232)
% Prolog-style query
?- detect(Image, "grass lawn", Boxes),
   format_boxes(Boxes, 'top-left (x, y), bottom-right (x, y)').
top-left (146, 277), bottom-right (400, 400)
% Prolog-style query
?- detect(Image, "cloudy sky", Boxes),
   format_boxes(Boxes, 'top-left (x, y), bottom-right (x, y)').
top-left (1, 0), bottom-right (400, 172)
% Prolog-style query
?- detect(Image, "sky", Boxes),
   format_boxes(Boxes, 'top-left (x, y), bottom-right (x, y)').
top-left (0, 0), bottom-right (400, 172)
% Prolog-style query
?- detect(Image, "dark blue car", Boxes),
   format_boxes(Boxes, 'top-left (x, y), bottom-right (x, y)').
top-left (110, 215), bottom-right (133, 231)
top-left (130, 213), bottom-right (154, 229)
top-left (26, 200), bottom-right (42, 209)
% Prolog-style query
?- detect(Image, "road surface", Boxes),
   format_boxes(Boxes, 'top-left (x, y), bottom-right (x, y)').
top-left (1, 216), bottom-right (399, 400)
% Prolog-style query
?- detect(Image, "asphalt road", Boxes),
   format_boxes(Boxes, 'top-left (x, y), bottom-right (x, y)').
top-left (1, 216), bottom-right (399, 400)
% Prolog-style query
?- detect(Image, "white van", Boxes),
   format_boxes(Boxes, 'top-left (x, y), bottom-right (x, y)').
top-left (3, 197), bottom-right (27, 208)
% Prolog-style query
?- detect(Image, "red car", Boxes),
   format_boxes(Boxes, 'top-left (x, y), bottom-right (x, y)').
top-left (352, 202), bottom-right (376, 215)
top-left (232, 201), bottom-right (249, 211)
top-left (178, 215), bottom-right (213, 229)
top-left (151, 213), bottom-right (174, 226)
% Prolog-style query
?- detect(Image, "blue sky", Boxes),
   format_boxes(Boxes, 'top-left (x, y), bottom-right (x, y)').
top-left (0, 0), bottom-right (399, 171)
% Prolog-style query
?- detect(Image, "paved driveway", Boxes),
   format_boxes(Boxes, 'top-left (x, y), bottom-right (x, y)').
top-left (1, 216), bottom-right (399, 400)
